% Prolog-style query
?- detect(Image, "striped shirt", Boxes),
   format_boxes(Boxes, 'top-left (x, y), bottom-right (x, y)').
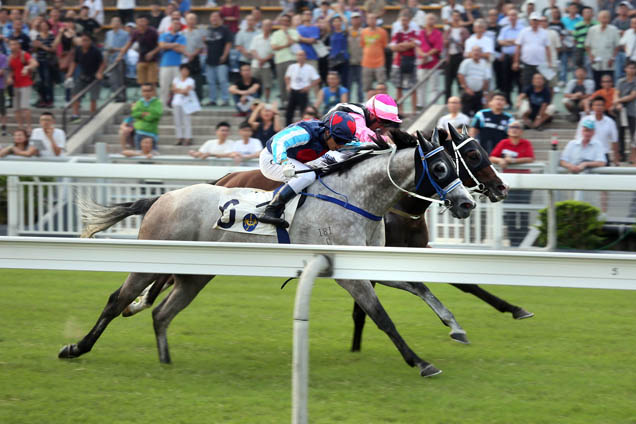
top-left (573, 20), bottom-right (597, 49)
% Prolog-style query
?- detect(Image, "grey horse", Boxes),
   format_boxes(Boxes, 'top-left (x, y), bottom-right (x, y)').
top-left (58, 131), bottom-right (476, 377)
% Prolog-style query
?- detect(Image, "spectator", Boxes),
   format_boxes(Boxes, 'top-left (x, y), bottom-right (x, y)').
top-left (33, 19), bottom-right (56, 108)
top-left (470, 91), bottom-right (512, 154)
top-left (302, 105), bottom-right (319, 120)
top-left (437, 96), bottom-right (471, 130)
top-left (539, 15), bottom-right (561, 90)
top-left (239, 8), bottom-right (262, 33)
top-left (250, 19), bottom-right (274, 103)
top-left (189, 121), bottom-right (235, 159)
top-left (117, 0), bottom-right (136, 25)
top-left (229, 63), bottom-right (261, 116)
top-left (122, 135), bottom-right (157, 158)
top-left (76, 6), bottom-right (101, 37)
top-left (573, 7), bottom-right (596, 69)
top-left (0, 49), bottom-right (6, 135)
top-left (25, 0), bottom-right (48, 23)
top-left (158, 17), bottom-right (186, 106)
top-left (248, 102), bottom-right (282, 147)
top-left (158, 4), bottom-right (184, 34)
top-left (361, 13), bottom-right (388, 98)
top-left (458, 46), bottom-right (491, 116)
top-left (417, 14), bottom-right (443, 109)
top-left (54, 18), bottom-right (77, 102)
top-left (3, 10), bottom-right (28, 39)
top-left (104, 16), bottom-right (129, 103)
top-left (118, 15), bottom-right (160, 87)
top-left (612, 3), bottom-right (631, 80)
top-left (67, 34), bottom-right (104, 121)
top-left (7, 38), bottom-right (37, 133)
top-left (177, 0), bottom-right (191, 15)
top-left (297, 9), bottom-right (321, 70)
top-left (563, 66), bottom-right (596, 121)
top-left (444, 10), bottom-right (470, 100)
top-left (364, 0), bottom-right (386, 23)
top-left (315, 71), bottom-right (348, 114)
top-left (48, 7), bottom-right (63, 36)
top-left (347, 12), bottom-right (363, 103)
top-left (9, 18), bottom-right (31, 52)
top-left (148, 3), bottom-right (165, 29)
top-left (0, 10), bottom-right (9, 39)
top-left (441, 0), bottom-right (465, 26)
top-left (577, 95), bottom-right (620, 165)
top-left (619, 17), bottom-right (636, 67)
top-left (328, 15), bottom-right (349, 87)
top-left (171, 64), bottom-right (195, 146)
top-left (231, 121), bottom-right (263, 162)
top-left (601, 0), bottom-right (621, 21)
top-left (516, 72), bottom-right (555, 130)
top-left (513, 12), bottom-right (551, 91)
top-left (464, 19), bottom-right (495, 61)
top-left (285, 50), bottom-right (320, 125)
top-left (583, 74), bottom-right (616, 113)
top-left (204, 11), bottom-right (232, 107)
top-left (0, 129), bottom-right (38, 157)
top-left (118, 116), bottom-right (135, 149)
top-left (83, 0), bottom-right (104, 26)
top-left (489, 120), bottom-right (535, 247)
top-left (560, 119), bottom-right (607, 173)
top-left (271, 14), bottom-right (299, 108)
top-left (52, 0), bottom-right (67, 19)
top-left (461, 0), bottom-right (482, 32)
top-left (613, 60), bottom-right (636, 162)
top-left (236, 14), bottom-right (258, 67)
top-left (497, 8), bottom-right (523, 104)
top-left (314, 16), bottom-right (331, 84)
top-left (182, 13), bottom-right (205, 102)
top-left (131, 83), bottom-right (163, 149)
top-left (220, 0), bottom-right (240, 34)
top-left (29, 112), bottom-right (66, 157)
top-left (313, 1), bottom-right (334, 24)
top-left (586, 10), bottom-right (620, 90)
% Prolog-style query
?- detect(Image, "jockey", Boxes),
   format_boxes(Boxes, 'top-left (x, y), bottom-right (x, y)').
top-left (326, 93), bottom-right (402, 144)
top-left (258, 111), bottom-right (359, 228)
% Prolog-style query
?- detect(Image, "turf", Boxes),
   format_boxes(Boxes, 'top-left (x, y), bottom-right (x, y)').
top-left (0, 270), bottom-right (635, 424)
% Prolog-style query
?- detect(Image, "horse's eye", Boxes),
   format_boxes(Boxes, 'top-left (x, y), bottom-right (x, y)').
top-left (468, 150), bottom-right (482, 163)
top-left (433, 162), bottom-right (448, 179)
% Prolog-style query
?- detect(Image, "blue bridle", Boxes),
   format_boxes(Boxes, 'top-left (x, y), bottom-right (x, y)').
top-left (414, 144), bottom-right (462, 202)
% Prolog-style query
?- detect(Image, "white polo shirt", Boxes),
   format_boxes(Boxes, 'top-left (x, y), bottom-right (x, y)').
top-left (232, 137), bottom-right (263, 156)
top-left (464, 34), bottom-right (495, 58)
top-left (457, 58), bottom-right (492, 91)
top-left (285, 63), bottom-right (320, 91)
top-left (575, 114), bottom-right (618, 154)
top-left (437, 113), bottom-right (471, 131)
top-left (198, 139), bottom-right (235, 156)
top-left (515, 27), bottom-right (549, 66)
top-left (560, 138), bottom-right (607, 166)
top-left (30, 128), bottom-right (66, 157)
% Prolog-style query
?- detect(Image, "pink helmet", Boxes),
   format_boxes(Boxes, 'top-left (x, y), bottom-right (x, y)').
top-left (365, 94), bottom-right (402, 124)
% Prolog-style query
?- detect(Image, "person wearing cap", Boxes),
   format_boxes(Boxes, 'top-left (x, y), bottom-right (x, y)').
top-left (586, 10), bottom-right (620, 90)
top-left (572, 7), bottom-right (597, 69)
top-left (577, 95), bottom-right (619, 165)
top-left (258, 111), bottom-right (361, 227)
top-left (513, 11), bottom-right (551, 91)
top-left (560, 119), bottom-right (607, 173)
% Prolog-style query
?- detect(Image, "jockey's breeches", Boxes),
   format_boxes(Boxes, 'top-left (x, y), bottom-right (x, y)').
top-left (259, 149), bottom-right (316, 193)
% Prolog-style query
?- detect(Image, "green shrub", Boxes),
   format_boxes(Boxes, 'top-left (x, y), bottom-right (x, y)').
top-left (536, 200), bottom-right (605, 250)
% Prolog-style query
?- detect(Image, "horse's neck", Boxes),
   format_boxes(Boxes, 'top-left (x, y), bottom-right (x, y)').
top-left (396, 195), bottom-right (432, 216)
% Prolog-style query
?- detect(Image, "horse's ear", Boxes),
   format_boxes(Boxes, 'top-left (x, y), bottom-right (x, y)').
top-left (431, 127), bottom-right (440, 147)
top-left (448, 123), bottom-right (463, 143)
top-left (461, 124), bottom-right (469, 137)
top-left (416, 130), bottom-right (433, 151)
top-left (437, 127), bottom-right (449, 144)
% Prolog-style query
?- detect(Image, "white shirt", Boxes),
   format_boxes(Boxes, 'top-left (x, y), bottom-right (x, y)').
top-left (457, 58), bottom-right (492, 91)
top-left (441, 3), bottom-right (465, 23)
top-left (285, 63), bottom-right (320, 91)
top-left (516, 27), bottom-right (550, 66)
top-left (545, 28), bottom-right (561, 68)
top-left (391, 19), bottom-right (420, 35)
top-left (464, 34), bottom-right (495, 58)
top-left (249, 32), bottom-right (273, 69)
top-left (30, 128), bottom-right (66, 157)
top-left (585, 24), bottom-right (620, 70)
top-left (575, 114), bottom-right (618, 154)
top-left (198, 139), bottom-right (235, 155)
top-left (232, 137), bottom-right (263, 156)
top-left (171, 76), bottom-right (195, 106)
top-left (619, 28), bottom-right (636, 61)
top-left (437, 113), bottom-right (471, 131)
top-left (158, 16), bottom-right (186, 34)
top-left (83, 0), bottom-right (104, 26)
top-left (560, 138), bottom-right (607, 166)
top-left (116, 0), bottom-right (135, 8)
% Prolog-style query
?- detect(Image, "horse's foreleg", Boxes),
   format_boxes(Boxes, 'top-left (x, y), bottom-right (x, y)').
top-left (377, 281), bottom-right (470, 344)
top-left (151, 274), bottom-right (213, 364)
top-left (336, 279), bottom-right (441, 377)
top-left (451, 283), bottom-right (534, 320)
top-left (122, 274), bottom-right (174, 317)
top-left (350, 281), bottom-right (376, 352)
top-left (58, 272), bottom-right (158, 359)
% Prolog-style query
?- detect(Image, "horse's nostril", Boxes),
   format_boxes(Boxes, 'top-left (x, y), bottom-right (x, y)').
top-left (497, 184), bottom-right (508, 193)
top-left (461, 202), bottom-right (475, 210)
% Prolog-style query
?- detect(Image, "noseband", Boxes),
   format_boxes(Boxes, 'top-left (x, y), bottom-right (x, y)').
top-left (450, 137), bottom-right (502, 196)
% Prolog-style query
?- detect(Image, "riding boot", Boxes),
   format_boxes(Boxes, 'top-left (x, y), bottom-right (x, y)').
top-left (258, 184), bottom-right (297, 228)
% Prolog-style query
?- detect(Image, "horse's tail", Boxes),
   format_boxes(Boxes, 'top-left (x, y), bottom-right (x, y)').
top-left (78, 196), bottom-right (160, 238)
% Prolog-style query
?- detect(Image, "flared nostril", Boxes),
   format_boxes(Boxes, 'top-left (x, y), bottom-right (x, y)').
top-left (461, 202), bottom-right (476, 210)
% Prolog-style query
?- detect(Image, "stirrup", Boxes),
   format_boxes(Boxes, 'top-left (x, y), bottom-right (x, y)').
top-left (258, 214), bottom-right (290, 228)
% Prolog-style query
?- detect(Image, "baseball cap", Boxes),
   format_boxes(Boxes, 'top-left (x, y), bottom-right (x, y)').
top-left (126, 22), bottom-right (136, 28)
top-left (620, 0), bottom-right (633, 8)
top-left (351, 12), bottom-right (361, 18)
top-left (582, 119), bottom-right (595, 130)
top-left (529, 12), bottom-right (542, 20)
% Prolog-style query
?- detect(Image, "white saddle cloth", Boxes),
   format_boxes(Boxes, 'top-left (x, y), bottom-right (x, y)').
top-left (213, 188), bottom-right (303, 236)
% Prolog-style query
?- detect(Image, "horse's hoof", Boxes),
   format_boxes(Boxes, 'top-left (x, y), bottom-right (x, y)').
top-left (513, 307), bottom-right (535, 320)
top-left (450, 332), bottom-right (470, 344)
top-left (419, 363), bottom-right (442, 378)
top-left (58, 344), bottom-right (80, 359)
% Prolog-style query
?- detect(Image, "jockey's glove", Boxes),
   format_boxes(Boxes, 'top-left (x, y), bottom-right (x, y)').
top-left (283, 162), bottom-right (296, 178)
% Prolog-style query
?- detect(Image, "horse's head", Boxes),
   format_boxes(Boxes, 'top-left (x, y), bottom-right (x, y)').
top-left (442, 124), bottom-right (509, 202)
top-left (408, 129), bottom-right (476, 219)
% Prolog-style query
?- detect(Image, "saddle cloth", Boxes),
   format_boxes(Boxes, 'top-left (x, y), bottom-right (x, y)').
top-left (213, 188), bottom-right (302, 236)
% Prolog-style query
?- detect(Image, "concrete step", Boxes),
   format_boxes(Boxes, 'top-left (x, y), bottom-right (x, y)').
top-left (85, 144), bottom-right (210, 156)
top-left (95, 134), bottom-right (212, 146)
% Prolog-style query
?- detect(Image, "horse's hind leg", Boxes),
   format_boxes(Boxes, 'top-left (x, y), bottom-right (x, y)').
top-left (59, 272), bottom-right (157, 359)
top-left (350, 282), bottom-right (376, 352)
top-left (122, 274), bottom-right (174, 317)
top-left (151, 274), bottom-right (213, 364)
top-left (451, 283), bottom-right (534, 319)
top-left (337, 279), bottom-right (441, 377)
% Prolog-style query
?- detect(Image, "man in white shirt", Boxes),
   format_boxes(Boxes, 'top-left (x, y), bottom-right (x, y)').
top-left (158, 5), bottom-right (186, 34)
top-left (441, 0), bottom-right (465, 25)
top-left (437, 96), bottom-right (471, 130)
top-left (619, 17), bottom-right (636, 62)
top-left (576, 96), bottom-right (619, 165)
top-left (464, 19), bottom-right (495, 61)
top-left (189, 121), bottom-right (236, 159)
top-left (250, 19), bottom-right (274, 103)
top-left (284, 50), bottom-right (320, 125)
top-left (560, 119), bottom-right (607, 173)
top-left (540, 15), bottom-right (561, 90)
top-left (29, 112), bottom-right (66, 157)
top-left (235, 14), bottom-right (259, 66)
top-left (232, 122), bottom-right (263, 161)
top-left (513, 12), bottom-right (551, 91)
top-left (83, 0), bottom-right (105, 26)
top-left (117, 0), bottom-right (136, 24)
top-left (458, 46), bottom-right (492, 115)
top-left (586, 10), bottom-right (620, 90)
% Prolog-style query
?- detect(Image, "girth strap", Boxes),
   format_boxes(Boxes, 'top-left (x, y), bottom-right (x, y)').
top-left (301, 192), bottom-right (383, 221)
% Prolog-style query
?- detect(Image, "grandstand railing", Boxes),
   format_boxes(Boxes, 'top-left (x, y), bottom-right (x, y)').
top-left (397, 58), bottom-right (447, 111)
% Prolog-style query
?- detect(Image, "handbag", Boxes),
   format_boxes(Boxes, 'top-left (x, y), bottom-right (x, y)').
top-left (399, 55), bottom-right (416, 74)
top-left (328, 52), bottom-right (348, 69)
top-left (313, 40), bottom-right (330, 59)
top-left (182, 91), bottom-right (201, 115)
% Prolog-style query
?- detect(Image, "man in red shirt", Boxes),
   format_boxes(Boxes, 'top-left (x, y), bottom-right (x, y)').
top-left (489, 120), bottom-right (535, 246)
top-left (7, 38), bottom-right (38, 134)
top-left (389, 9), bottom-right (418, 114)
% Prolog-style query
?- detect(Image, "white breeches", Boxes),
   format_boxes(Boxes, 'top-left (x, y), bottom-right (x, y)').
top-left (259, 149), bottom-right (316, 193)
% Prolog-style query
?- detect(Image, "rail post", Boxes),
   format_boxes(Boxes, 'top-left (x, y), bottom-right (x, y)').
top-left (292, 254), bottom-right (332, 424)
top-left (6, 176), bottom-right (19, 236)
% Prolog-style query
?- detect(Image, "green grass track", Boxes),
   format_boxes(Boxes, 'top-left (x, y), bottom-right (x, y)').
top-left (1, 270), bottom-right (635, 423)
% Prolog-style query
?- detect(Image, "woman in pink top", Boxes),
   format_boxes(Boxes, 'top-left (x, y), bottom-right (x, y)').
top-left (220, 0), bottom-right (240, 33)
top-left (416, 14), bottom-right (443, 108)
